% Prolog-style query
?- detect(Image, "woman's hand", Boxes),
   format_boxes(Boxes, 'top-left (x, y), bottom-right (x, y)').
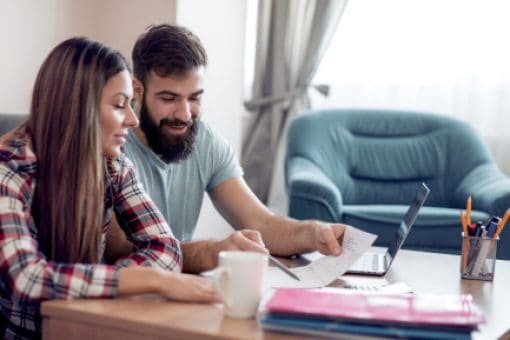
top-left (157, 271), bottom-right (221, 303)
top-left (118, 267), bottom-right (220, 303)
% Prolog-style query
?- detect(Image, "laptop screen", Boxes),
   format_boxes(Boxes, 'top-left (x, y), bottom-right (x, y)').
top-left (386, 183), bottom-right (430, 260)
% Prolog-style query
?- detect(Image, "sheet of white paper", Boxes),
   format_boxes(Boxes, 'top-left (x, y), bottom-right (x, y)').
top-left (265, 226), bottom-right (377, 288)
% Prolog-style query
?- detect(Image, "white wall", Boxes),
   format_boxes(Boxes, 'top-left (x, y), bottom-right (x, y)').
top-left (0, 0), bottom-right (176, 114)
top-left (0, 0), bottom-right (59, 113)
top-left (176, 0), bottom-right (248, 240)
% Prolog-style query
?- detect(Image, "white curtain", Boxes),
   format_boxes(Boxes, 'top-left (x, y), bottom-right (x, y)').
top-left (242, 0), bottom-right (348, 205)
top-left (312, 0), bottom-right (510, 176)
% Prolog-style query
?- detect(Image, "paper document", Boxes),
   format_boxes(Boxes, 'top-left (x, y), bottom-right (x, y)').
top-left (265, 227), bottom-right (377, 288)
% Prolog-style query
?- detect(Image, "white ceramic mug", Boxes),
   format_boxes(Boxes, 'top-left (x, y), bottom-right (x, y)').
top-left (212, 251), bottom-right (268, 318)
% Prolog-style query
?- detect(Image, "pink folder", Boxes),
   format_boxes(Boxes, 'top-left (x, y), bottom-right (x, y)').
top-left (264, 288), bottom-right (485, 328)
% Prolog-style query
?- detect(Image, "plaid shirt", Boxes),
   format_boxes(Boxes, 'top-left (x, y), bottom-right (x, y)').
top-left (0, 131), bottom-right (182, 338)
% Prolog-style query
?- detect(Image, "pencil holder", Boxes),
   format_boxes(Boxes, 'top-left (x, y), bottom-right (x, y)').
top-left (460, 233), bottom-right (497, 281)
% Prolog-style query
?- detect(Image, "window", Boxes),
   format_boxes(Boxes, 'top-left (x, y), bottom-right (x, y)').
top-left (312, 0), bottom-right (510, 174)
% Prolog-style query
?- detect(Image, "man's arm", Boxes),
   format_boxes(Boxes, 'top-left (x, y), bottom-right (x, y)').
top-left (181, 229), bottom-right (268, 273)
top-left (209, 177), bottom-right (345, 257)
top-left (105, 176), bottom-right (345, 273)
top-left (105, 214), bottom-right (269, 273)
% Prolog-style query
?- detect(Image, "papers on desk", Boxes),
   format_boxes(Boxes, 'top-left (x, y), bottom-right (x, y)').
top-left (265, 227), bottom-right (377, 288)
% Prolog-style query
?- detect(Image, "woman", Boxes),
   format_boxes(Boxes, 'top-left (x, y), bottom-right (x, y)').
top-left (0, 37), bottom-right (219, 339)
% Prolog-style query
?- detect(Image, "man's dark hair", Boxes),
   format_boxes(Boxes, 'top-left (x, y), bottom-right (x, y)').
top-left (132, 24), bottom-right (208, 84)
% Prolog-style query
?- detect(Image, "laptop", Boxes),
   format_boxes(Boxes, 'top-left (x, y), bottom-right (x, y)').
top-left (346, 182), bottom-right (430, 276)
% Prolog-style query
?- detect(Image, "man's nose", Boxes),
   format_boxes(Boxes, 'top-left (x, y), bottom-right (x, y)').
top-left (174, 99), bottom-right (192, 122)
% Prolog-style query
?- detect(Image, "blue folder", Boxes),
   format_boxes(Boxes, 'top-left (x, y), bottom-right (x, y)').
top-left (260, 313), bottom-right (472, 340)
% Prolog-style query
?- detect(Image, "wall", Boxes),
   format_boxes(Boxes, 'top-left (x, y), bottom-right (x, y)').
top-left (0, 0), bottom-right (59, 113)
top-left (176, 0), bottom-right (247, 240)
top-left (0, 0), bottom-right (176, 114)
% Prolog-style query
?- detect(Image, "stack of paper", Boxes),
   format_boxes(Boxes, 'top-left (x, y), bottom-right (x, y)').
top-left (260, 288), bottom-right (484, 339)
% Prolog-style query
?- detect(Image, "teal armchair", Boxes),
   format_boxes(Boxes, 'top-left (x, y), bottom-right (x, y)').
top-left (285, 109), bottom-right (510, 259)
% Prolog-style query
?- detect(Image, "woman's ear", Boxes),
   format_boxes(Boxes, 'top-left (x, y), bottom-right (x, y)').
top-left (132, 79), bottom-right (144, 110)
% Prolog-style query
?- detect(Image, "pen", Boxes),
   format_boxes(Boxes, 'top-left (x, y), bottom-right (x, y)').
top-left (471, 227), bottom-right (489, 276)
top-left (269, 255), bottom-right (300, 281)
top-left (486, 217), bottom-right (500, 238)
top-left (468, 222), bottom-right (477, 236)
top-left (466, 225), bottom-right (485, 274)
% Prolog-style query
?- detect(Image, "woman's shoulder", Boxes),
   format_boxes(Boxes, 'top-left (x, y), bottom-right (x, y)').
top-left (105, 153), bottom-right (136, 190)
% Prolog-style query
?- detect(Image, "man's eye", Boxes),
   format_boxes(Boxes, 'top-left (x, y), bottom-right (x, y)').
top-left (189, 96), bottom-right (201, 102)
top-left (161, 97), bottom-right (175, 102)
top-left (114, 104), bottom-right (125, 109)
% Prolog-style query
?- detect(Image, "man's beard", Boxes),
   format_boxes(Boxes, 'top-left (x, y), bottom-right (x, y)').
top-left (139, 97), bottom-right (199, 163)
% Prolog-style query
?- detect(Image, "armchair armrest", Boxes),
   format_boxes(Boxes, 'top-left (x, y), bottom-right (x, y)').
top-left (286, 157), bottom-right (343, 221)
top-left (454, 163), bottom-right (510, 216)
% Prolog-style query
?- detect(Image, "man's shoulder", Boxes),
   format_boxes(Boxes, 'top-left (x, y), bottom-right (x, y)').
top-left (195, 120), bottom-right (233, 152)
top-left (196, 120), bottom-right (222, 144)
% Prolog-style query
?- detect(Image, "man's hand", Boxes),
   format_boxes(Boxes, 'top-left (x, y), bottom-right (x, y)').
top-left (182, 229), bottom-right (269, 273)
top-left (216, 229), bottom-right (269, 254)
top-left (311, 222), bottom-right (346, 256)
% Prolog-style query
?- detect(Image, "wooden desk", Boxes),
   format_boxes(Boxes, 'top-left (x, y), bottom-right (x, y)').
top-left (42, 250), bottom-right (510, 340)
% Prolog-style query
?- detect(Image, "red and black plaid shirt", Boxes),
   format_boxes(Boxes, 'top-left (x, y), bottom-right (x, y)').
top-left (0, 130), bottom-right (182, 338)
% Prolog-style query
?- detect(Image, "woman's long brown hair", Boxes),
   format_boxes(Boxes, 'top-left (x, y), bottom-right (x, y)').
top-left (27, 37), bottom-right (128, 263)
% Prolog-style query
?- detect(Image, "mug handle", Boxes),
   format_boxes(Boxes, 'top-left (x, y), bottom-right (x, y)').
top-left (212, 267), bottom-right (233, 309)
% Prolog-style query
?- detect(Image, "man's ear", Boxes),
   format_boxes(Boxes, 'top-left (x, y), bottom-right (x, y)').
top-left (132, 79), bottom-right (144, 108)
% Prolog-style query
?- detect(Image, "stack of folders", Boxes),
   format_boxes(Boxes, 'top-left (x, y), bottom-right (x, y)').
top-left (260, 288), bottom-right (484, 340)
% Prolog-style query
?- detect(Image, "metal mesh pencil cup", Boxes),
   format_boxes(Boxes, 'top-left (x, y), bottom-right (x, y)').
top-left (460, 232), bottom-right (497, 281)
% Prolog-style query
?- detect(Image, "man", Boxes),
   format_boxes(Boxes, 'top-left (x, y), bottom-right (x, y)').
top-left (106, 24), bottom-right (346, 273)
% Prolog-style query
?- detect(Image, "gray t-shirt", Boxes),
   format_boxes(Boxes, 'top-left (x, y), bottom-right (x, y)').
top-left (125, 120), bottom-right (243, 241)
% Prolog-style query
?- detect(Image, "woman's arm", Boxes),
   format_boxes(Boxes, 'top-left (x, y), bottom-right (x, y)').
top-left (0, 162), bottom-right (218, 305)
top-left (110, 156), bottom-right (182, 271)
top-left (118, 267), bottom-right (219, 302)
top-left (0, 177), bottom-right (119, 303)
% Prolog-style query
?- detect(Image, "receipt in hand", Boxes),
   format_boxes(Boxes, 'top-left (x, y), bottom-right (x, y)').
top-left (265, 227), bottom-right (377, 288)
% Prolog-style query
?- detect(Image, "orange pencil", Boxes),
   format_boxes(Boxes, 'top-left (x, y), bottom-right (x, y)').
top-left (494, 208), bottom-right (510, 239)
top-left (466, 196), bottom-right (472, 227)
top-left (460, 211), bottom-right (468, 237)
top-left (460, 211), bottom-right (470, 271)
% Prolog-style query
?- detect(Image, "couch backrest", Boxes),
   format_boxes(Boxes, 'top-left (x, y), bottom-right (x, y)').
top-left (0, 113), bottom-right (27, 136)
top-left (285, 109), bottom-right (493, 207)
